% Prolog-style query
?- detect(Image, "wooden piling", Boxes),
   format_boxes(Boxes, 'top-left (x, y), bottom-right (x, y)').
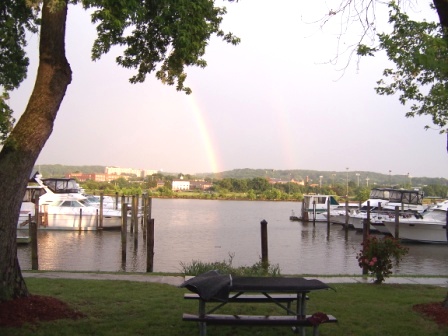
top-left (344, 197), bottom-right (349, 231)
top-left (146, 218), bottom-right (154, 272)
top-left (142, 194), bottom-right (147, 239)
top-left (96, 208), bottom-right (99, 229)
top-left (446, 210), bottom-right (448, 243)
top-left (394, 206), bottom-right (400, 239)
top-left (260, 219), bottom-right (268, 269)
top-left (129, 195), bottom-right (134, 234)
top-left (121, 196), bottom-right (127, 263)
top-left (30, 213), bottom-right (38, 270)
top-left (133, 195), bottom-right (138, 246)
top-left (79, 208), bottom-right (82, 231)
top-left (301, 199), bottom-right (308, 221)
top-left (326, 198), bottom-right (331, 232)
top-left (362, 201), bottom-right (371, 275)
top-left (99, 192), bottom-right (104, 229)
top-left (312, 201), bottom-right (316, 226)
top-left (364, 201), bottom-right (371, 240)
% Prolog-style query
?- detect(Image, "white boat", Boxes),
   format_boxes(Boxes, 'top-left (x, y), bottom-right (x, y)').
top-left (348, 212), bottom-right (393, 233)
top-left (324, 203), bottom-right (359, 225)
top-left (291, 195), bottom-right (340, 222)
top-left (18, 173), bottom-right (128, 231)
top-left (348, 188), bottom-right (428, 233)
top-left (383, 201), bottom-right (448, 243)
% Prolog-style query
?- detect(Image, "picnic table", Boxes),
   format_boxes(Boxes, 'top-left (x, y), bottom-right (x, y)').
top-left (180, 271), bottom-right (337, 336)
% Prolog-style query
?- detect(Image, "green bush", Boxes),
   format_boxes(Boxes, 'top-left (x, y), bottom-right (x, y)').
top-left (180, 253), bottom-right (281, 277)
top-left (357, 235), bottom-right (409, 284)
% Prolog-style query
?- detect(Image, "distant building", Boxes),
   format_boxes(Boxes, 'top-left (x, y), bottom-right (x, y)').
top-left (105, 167), bottom-right (141, 177)
top-left (172, 180), bottom-right (190, 191)
top-left (190, 180), bottom-right (213, 190)
top-left (143, 169), bottom-right (159, 177)
top-left (268, 178), bottom-right (305, 186)
top-left (156, 180), bottom-right (165, 189)
top-left (105, 167), bottom-right (160, 178)
top-left (66, 173), bottom-right (119, 182)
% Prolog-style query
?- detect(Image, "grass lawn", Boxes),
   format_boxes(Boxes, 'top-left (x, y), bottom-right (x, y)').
top-left (1, 278), bottom-right (447, 336)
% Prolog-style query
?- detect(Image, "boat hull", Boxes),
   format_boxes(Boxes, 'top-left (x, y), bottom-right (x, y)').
top-left (383, 220), bottom-right (448, 243)
top-left (18, 205), bottom-right (124, 231)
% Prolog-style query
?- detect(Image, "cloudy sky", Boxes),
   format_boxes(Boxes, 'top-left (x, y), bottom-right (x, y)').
top-left (9, 1), bottom-right (448, 178)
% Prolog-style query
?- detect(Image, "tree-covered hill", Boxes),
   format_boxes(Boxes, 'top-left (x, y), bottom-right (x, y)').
top-left (35, 164), bottom-right (448, 189)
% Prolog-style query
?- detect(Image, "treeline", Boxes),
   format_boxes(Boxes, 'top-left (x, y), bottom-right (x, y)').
top-left (36, 165), bottom-right (448, 199)
top-left (35, 165), bottom-right (448, 188)
top-left (80, 175), bottom-right (448, 201)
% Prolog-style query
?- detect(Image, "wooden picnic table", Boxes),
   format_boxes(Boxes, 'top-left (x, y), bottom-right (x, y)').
top-left (181, 271), bottom-right (337, 336)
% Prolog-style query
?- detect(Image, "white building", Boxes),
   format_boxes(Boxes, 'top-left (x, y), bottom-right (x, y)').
top-left (105, 167), bottom-right (160, 178)
top-left (172, 180), bottom-right (190, 191)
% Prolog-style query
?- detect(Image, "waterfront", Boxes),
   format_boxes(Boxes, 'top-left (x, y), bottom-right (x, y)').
top-left (17, 198), bottom-right (448, 275)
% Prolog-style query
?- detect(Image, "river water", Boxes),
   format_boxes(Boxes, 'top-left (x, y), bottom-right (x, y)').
top-left (17, 199), bottom-right (448, 275)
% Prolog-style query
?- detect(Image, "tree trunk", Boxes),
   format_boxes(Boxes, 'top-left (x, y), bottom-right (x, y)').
top-left (433, 0), bottom-right (448, 31)
top-left (0, 0), bottom-right (71, 302)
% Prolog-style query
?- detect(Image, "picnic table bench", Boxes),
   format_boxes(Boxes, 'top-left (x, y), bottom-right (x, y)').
top-left (180, 271), bottom-right (338, 336)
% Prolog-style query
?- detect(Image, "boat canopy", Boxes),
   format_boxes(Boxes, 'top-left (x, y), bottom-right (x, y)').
top-left (388, 189), bottom-right (424, 205)
top-left (42, 178), bottom-right (80, 194)
top-left (368, 188), bottom-right (424, 205)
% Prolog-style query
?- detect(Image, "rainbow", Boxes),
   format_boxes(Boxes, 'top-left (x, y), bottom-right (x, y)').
top-left (187, 94), bottom-right (220, 173)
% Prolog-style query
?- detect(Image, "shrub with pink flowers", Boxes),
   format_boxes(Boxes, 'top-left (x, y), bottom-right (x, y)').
top-left (357, 235), bottom-right (409, 284)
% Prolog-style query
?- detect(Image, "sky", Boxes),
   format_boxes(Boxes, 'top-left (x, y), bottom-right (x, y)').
top-left (8, 1), bottom-right (448, 178)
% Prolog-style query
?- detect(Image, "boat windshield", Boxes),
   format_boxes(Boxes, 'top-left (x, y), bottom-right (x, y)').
top-left (60, 200), bottom-right (84, 207)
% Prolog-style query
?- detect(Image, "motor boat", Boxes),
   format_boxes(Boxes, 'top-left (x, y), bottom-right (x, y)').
top-left (383, 200), bottom-right (448, 243)
top-left (18, 173), bottom-right (129, 231)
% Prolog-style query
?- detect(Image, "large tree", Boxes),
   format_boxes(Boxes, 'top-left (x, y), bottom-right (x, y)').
top-left (0, 0), bottom-right (239, 302)
top-left (323, 1), bottom-right (448, 145)
top-left (357, 1), bottom-right (448, 141)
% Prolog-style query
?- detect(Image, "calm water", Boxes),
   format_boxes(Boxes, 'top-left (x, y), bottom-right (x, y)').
top-left (17, 199), bottom-right (448, 275)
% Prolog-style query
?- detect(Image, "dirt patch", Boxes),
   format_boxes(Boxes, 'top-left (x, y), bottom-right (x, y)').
top-left (0, 295), bottom-right (85, 328)
top-left (413, 302), bottom-right (448, 328)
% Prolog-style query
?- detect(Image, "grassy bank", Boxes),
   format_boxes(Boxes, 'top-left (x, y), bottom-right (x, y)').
top-left (2, 278), bottom-right (447, 335)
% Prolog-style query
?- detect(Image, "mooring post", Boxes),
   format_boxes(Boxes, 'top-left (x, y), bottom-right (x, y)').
top-left (445, 209), bottom-right (448, 244)
top-left (260, 219), bottom-right (268, 270)
top-left (312, 201), bottom-right (316, 226)
top-left (146, 218), bottom-right (154, 272)
top-left (345, 197), bottom-right (349, 231)
top-left (446, 210), bottom-right (448, 244)
top-left (129, 195), bottom-right (134, 233)
top-left (30, 213), bottom-right (38, 270)
top-left (362, 201), bottom-right (371, 275)
top-left (79, 208), bottom-right (82, 231)
top-left (133, 195), bottom-right (138, 246)
top-left (394, 206), bottom-right (400, 239)
top-left (364, 201), bottom-right (371, 239)
top-left (121, 196), bottom-right (127, 263)
top-left (99, 192), bottom-right (104, 229)
top-left (326, 198), bottom-right (331, 231)
top-left (115, 192), bottom-right (119, 210)
top-left (96, 208), bottom-right (99, 230)
top-left (142, 194), bottom-right (148, 239)
top-left (301, 198), bottom-right (307, 221)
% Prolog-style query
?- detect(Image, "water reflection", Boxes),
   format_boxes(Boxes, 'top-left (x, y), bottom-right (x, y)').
top-left (17, 199), bottom-right (448, 275)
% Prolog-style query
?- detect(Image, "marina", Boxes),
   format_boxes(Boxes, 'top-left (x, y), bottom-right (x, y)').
top-left (17, 198), bottom-right (448, 276)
